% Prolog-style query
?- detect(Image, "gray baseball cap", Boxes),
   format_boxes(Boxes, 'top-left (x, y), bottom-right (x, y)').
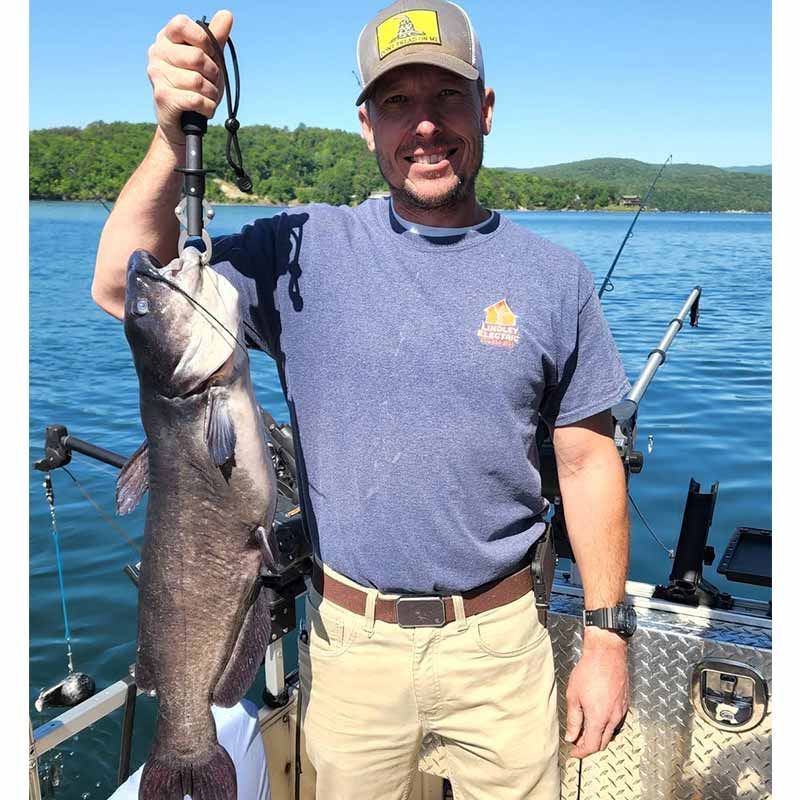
top-left (355, 0), bottom-right (485, 106)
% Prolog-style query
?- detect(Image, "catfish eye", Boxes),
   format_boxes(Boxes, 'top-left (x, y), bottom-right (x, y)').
top-left (134, 298), bottom-right (149, 316)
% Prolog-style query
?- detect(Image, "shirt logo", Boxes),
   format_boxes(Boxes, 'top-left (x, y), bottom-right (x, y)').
top-left (377, 11), bottom-right (441, 59)
top-left (477, 299), bottom-right (520, 348)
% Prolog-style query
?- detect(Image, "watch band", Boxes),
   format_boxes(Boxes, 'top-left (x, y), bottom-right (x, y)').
top-left (583, 608), bottom-right (613, 628)
top-left (583, 604), bottom-right (636, 637)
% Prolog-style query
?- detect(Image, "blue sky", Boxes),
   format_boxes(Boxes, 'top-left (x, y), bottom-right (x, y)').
top-left (29, 0), bottom-right (771, 168)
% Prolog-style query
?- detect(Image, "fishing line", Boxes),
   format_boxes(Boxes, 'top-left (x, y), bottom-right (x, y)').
top-left (628, 490), bottom-right (674, 559)
top-left (62, 467), bottom-right (141, 555)
top-left (42, 473), bottom-right (75, 673)
top-left (134, 263), bottom-right (247, 357)
top-left (135, 263), bottom-right (275, 364)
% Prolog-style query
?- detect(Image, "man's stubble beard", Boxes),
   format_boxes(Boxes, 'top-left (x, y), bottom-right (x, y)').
top-left (376, 138), bottom-right (484, 211)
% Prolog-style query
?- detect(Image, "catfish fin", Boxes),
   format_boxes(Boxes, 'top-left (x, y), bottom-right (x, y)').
top-left (139, 741), bottom-right (236, 800)
top-left (212, 589), bottom-right (273, 707)
top-left (206, 388), bottom-right (236, 466)
top-left (115, 440), bottom-right (149, 515)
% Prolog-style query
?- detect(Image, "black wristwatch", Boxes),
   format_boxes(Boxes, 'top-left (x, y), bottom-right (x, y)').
top-left (583, 604), bottom-right (637, 638)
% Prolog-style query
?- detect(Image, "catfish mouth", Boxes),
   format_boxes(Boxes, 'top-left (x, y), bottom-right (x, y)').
top-left (126, 248), bottom-right (242, 400)
top-left (131, 250), bottom-right (190, 288)
top-left (128, 247), bottom-right (206, 301)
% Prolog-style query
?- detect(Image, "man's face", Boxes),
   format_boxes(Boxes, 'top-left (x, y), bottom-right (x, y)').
top-left (359, 64), bottom-right (494, 211)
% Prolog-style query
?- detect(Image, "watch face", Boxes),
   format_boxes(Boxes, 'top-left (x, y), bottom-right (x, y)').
top-left (619, 605), bottom-right (637, 636)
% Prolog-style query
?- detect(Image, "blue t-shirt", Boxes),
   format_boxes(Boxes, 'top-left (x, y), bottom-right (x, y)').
top-left (211, 199), bottom-right (630, 593)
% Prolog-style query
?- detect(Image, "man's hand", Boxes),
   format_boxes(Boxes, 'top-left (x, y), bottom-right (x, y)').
top-left (564, 628), bottom-right (630, 758)
top-left (146, 10), bottom-right (234, 147)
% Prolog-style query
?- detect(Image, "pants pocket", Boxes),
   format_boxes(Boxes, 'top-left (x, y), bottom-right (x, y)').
top-left (299, 589), bottom-right (358, 659)
top-left (472, 592), bottom-right (548, 658)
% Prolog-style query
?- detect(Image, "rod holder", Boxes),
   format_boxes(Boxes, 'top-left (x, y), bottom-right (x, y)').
top-left (653, 478), bottom-right (733, 609)
top-left (33, 425), bottom-right (128, 472)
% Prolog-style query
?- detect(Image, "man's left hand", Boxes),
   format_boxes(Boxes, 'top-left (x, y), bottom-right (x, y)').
top-left (564, 628), bottom-right (630, 758)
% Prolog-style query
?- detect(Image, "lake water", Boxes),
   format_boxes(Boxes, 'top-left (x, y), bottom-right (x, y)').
top-left (29, 202), bottom-right (772, 799)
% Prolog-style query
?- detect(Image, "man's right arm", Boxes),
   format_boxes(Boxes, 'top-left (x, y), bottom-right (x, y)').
top-left (91, 136), bottom-right (184, 319)
top-left (91, 11), bottom-right (233, 320)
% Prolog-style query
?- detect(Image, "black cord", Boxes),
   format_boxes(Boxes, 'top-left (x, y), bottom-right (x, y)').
top-left (295, 629), bottom-right (308, 800)
top-left (294, 682), bottom-right (303, 800)
top-left (196, 16), bottom-right (252, 192)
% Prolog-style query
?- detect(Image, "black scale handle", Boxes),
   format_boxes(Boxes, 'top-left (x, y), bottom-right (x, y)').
top-left (180, 111), bottom-right (208, 238)
top-left (175, 17), bottom-right (252, 245)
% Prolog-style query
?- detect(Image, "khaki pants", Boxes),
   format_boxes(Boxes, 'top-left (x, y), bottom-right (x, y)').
top-left (298, 563), bottom-right (560, 800)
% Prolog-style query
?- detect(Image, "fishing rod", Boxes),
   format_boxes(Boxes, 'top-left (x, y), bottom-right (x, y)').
top-left (612, 286), bottom-right (702, 432)
top-left (33, 419), bottom-right (307, 569)
top-left (613, 286), bottom-right (702, 561)
top-left (598, 154), bottom-right (672, 299)
top-left (544, 285), bottom-right (702, 566)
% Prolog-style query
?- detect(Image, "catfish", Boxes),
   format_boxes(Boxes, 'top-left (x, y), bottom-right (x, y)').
top-left (118, 247), bottom-right (277, 799)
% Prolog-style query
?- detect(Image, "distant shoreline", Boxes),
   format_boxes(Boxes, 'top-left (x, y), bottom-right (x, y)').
top-left (29, 124), bottom-right (772, 213)
top-left (28, 198), bottom-right (771, 214)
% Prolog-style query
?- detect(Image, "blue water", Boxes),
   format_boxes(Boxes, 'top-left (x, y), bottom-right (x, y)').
top-left (29, 202), bottom-right (771, 799)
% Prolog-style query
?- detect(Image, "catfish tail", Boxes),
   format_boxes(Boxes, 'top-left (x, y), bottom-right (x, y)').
top-left (138, 742), bottom-right (236, 800)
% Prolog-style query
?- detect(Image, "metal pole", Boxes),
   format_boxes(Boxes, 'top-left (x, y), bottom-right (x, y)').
top-left (117, 681), bottom-right (138, 786)
top-left (62, 435), bottom-right (127, 469)
top-left (29, 719), bottom-right (42, 800)
top-left (33, 673), bottom-right (140, 757)
top-left (626, 286), bottom-right (702, 406)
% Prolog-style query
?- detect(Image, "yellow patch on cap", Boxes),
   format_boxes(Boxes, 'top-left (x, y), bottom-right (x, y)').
top-left (377, 10), bottom-right (441, 60)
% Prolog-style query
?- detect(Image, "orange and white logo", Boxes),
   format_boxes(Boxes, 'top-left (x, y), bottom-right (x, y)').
top-left (477, 299), bottom-right (520, 348)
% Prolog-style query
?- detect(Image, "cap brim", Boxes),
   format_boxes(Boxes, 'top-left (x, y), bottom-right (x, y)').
top-left (356, 49), bottom-right (479, 106)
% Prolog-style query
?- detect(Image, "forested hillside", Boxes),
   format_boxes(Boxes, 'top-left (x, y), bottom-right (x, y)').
top-left (505, 158), bottom-right (771, 211)
top-left (30, 123), bottom-right (771, 212)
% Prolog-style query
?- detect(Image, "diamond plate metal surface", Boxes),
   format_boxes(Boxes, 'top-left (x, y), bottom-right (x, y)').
top-left (416, 594), bottom-right (771, 798)
top-left (550, 594), bottom-right (771, 800)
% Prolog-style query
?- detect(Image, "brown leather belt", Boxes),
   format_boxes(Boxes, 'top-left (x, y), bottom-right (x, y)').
top-left (311, 564), bottom-right (533, 628)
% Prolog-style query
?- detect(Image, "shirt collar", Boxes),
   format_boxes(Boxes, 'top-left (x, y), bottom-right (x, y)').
top-left (389, 198), bottom-right (497, 238)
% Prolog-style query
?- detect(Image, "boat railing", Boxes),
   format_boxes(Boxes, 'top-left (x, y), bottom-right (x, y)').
top-left (30, 617), bottom-right (304, 800)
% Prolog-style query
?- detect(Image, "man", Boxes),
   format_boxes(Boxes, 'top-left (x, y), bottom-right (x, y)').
top-left (93, 2), bottom-right (633, 797)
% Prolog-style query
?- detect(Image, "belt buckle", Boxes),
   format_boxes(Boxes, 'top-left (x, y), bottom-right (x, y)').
top-left (396, 596), bottom-right (446, 628)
